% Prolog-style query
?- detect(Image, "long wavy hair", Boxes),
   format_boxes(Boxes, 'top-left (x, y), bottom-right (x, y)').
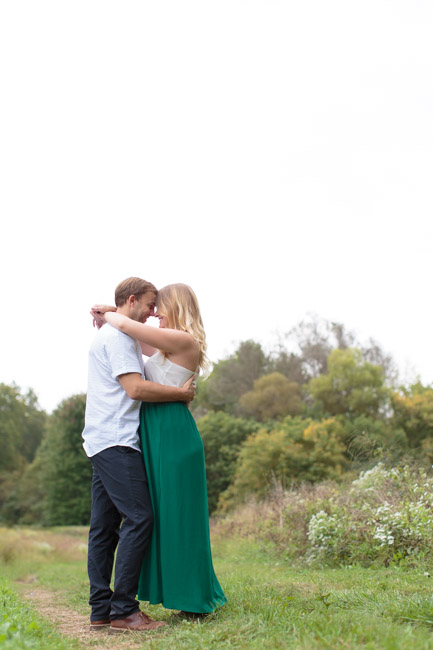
top-left (156, 283), bottom-right (209, 375)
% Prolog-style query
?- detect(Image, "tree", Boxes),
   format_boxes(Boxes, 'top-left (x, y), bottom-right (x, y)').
top-left (277, 314), bottom-right (396, 383)
top-left (192, 340), bottom-right (267, 415)
top-left (0, 458), bottom-right (48, 525)
top-left (308, 348), bottom-right (389, 419)
top-left (37, 394), bottom-right (92, 525)
top-left (360, 338), bottom-right (397, 385)
top-left (391, 383), bottom-right (433, 450)
top-left (266, 342), bottom-right (307, 384)
top-left (285, 315), bottom-right (357, 378)
top-left (198, 412), bottom-right (259, 513)
top-left (0, 384), bottom-right (22, 473)
top-left (219, 416), bottom-right (347, 510)
top-left (239, 372), bottom-right (303, 421)
top-left (0, 383), bottom-right (46, 523)
top-left (0, 383), bottom-right (46, 472)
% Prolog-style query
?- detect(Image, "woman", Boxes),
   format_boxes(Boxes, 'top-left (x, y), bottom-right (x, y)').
top-left (94, 283), bottom-right (226, 616)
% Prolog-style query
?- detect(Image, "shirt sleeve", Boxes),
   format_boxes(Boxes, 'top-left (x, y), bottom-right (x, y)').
top-left (105, 330), bottom-right (143, 379)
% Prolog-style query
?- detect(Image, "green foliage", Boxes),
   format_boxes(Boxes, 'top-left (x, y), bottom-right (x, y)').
top-left (198, 412), bottom-right (259, 513)
top-left (219, 416), bottom-right (347, 510)
top-left (192, 340), bottom-right (267, 415)
top-left (309, 348), bottom-right (389, 418)
top-left (36, 394), bottom-right (91, 526)
top-left (239, 372), bottom-right (303, 421)
top-left (343, 415), bottom-right (407, 463)
top-left (2, 394), bottom-right (91, 526)
top-left (1, 454), bottom-right (51, 526)
top-left (391, 382), bottom-right (433, 450)
top-left (0, 383), bottom-right (46, 472)
top-left (0, 383), bottom-right (46, 525)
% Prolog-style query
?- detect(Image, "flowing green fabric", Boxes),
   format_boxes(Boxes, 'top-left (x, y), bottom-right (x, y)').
top-left (137, 401), bottom-right (227, 613)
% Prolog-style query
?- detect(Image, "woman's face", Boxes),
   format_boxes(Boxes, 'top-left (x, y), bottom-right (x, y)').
top-left (155, 309), bottom-right (169, 328)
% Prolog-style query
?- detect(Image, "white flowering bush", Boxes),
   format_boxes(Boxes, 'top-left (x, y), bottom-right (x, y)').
top-left (306, 510), bottom-right (345, 562)
top-left (305, 463), bottom-right (433, 565)
top-left (215, 462), bottom-right (433, 566)
top-left (351, 462), bottom-right (397, 490)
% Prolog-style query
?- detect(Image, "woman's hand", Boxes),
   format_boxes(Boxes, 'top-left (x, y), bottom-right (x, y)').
top-left (91, 304), bottom-right (117, 315)
top-left (90, 304), bottom-right (117, 329)
top-left (91, 311), bottom-right (105, 329)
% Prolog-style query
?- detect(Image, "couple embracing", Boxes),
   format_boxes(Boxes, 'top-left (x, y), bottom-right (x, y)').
top-left (82, 277), bottom-right (226, 633)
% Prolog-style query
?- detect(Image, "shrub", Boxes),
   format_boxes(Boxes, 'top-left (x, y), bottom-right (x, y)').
top-left (214, 462), bottom-right (433, 567)
top-left (198, 412), bottom-right (259, 513)
top-left (308, 348), bottom-right (389, 418)
top-left (305, 463), bottom-right (433, 565)
top-left (239, 372), bottom-right (303, 421)
top-left (218, 416), bottom-right (347, 511)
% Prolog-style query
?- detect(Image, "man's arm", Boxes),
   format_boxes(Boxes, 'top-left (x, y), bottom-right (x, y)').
top-left (118, 373), bottom-right (195, 403)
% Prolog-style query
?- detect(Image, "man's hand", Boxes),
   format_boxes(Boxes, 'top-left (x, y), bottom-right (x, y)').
top-left (179, 376), bottom-right (196, 403)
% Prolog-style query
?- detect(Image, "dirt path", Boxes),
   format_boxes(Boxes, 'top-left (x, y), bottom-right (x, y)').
top-left (19, 585), bottom-right (165, 649)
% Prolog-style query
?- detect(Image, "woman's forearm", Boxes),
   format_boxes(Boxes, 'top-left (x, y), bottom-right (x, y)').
top-left (104, 312), bottom-right (130, 333)
top-left (104, 311), bottom-right (192, 353)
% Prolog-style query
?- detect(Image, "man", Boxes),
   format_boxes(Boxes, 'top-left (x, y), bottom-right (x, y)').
top-left (82, 277), bottom-right (195, 633)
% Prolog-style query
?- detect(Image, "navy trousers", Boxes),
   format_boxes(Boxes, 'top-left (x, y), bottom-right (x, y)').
top-left (87, 446), bottom-right (153, 621)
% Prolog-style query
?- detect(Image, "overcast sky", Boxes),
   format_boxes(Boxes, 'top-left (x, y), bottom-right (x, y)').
top-left (1, 0), bottom-right (432, 413)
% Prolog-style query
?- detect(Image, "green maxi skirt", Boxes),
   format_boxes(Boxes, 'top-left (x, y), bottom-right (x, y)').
top-left (137, 401), bottom-right (227, 613)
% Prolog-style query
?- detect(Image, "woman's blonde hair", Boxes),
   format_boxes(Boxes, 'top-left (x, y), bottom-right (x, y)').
top-left (156, 283), bottom-right (209, 375)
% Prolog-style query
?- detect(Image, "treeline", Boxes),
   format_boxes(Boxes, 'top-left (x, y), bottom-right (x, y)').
top-left (0, 389), bottom-right (90, 526)
top-left (194, 316), bottom-right (433, 512)
top-left (1, 315), bottom-right (433, 525)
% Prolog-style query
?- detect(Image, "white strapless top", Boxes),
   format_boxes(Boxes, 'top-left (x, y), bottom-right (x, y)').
top-left (145, 350), bottom-right (198, 387)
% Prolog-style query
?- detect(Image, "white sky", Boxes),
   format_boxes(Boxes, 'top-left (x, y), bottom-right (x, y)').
top-left (1, 0), bottom-right (432, 413)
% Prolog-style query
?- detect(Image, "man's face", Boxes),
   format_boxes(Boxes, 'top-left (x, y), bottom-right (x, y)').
top-left (130, 291), bottom-right (156, 323)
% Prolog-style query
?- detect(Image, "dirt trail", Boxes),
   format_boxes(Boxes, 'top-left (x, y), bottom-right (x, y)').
top-left (20, 585), bottom-right (165, 649)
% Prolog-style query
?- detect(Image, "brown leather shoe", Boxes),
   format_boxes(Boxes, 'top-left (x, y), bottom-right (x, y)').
top-left (89, 619), bottom-right (111, 631)
top-left (109, 610), bottom-right (166, 633)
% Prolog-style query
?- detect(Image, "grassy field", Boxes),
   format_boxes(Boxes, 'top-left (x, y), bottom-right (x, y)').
top-left (2, 526), bottom-right (433, 649)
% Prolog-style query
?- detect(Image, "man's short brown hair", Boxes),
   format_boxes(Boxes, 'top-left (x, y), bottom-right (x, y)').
top-left (114, 277), bottom-right (158, 307)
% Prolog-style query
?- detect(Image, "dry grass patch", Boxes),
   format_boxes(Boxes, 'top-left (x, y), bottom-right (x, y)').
top-left (0, 526), bottom-right (89, 566)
